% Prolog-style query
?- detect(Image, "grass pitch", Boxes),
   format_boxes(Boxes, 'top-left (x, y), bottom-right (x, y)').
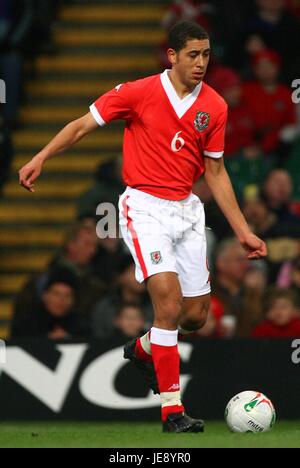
top-left (0, 421), bottom-right (299, 448)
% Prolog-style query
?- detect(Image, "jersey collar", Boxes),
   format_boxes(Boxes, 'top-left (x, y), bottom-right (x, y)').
top-left (160, 69), bottom-right (203, 119)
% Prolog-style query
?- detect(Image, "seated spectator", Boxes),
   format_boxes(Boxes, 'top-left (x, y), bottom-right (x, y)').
top-left (237, 264), bottom-right (269, 337)
top-left (212, 238), bottom-right (251, 308)
top-left (72, 216), bottom-right (127, 290)
top-left (92, 236), bottom-right (128, 290)
top-left (212, 238), bottom-right (268, 336)
top-left (242, 49), bottom-right (297, 159)
top-left (49, 223), bottom-right (106, 313)
top-left (243, 191), bottom-right (300, 281)
top-left (11, 269), bottom-right (88, 340)
top-left (227, 0), bottom-right (300, 84)
top-left (208, 68), bottom-right (258, 159)
top-left (51, 222), bottom-right (98, 274)
top-left (109, 303), bottom-right (147, 342)
top-left (90, 255), bottom-right (153, 339)
top-left (261, 169), bottom-right (300, 222)
top-left (14, 222), bottom-right (106, 322)
top-left (208, 67), bottom-right (269, 199)
top-left (77, 158), bottom-right (124, 220)
top-left (252, 287), bottom-right (300, 337)
top-left (243, 192), bottom-right (300, 238)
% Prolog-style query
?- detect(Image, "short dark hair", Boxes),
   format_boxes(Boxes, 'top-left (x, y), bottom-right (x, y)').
top-left (64, 222), bottom-right (95, 247)
top-left (168, 21), bottom-right (209, 52)
top-left (44, 268), bottom-right (80, 293)
top-left (263, 287), bottom-right (300, 314)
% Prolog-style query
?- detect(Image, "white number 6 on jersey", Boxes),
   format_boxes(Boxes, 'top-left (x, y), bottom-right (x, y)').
top-left (171, 131), bottom-right (185, 152)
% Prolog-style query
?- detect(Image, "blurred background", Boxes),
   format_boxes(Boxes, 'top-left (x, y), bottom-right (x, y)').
top-left (0, 0), bottom-right (299, 344)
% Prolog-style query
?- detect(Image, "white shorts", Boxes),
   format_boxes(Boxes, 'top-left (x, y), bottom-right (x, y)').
top-left (119, 187), bottom-right (211, 298)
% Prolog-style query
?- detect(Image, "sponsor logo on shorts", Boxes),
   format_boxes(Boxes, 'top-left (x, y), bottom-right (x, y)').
top-left (194, 111), bottom-right (210, 132)
top-left (150, 251), bottom-right (163, 265)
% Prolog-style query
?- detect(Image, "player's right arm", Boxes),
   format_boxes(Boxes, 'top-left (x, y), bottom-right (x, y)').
top-left (19, 112), bottom-right (98, 192)
top-left (20, 81), bottom-right (138, 192)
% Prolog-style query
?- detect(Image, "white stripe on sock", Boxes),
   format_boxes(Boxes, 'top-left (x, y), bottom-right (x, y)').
top-left (140, 331), bottom-right (152, 355)
top-left (150, 327), bottom-right (178, 347)
top-left (161, 391), bottom-right (182, 408)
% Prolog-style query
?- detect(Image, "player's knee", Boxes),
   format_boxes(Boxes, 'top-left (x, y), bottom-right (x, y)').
top-left (196, 310), bottom-right (209, 330)
top-left (154, 294), bottom-right (184, 328)
top-left (147, 274), bottom-right (184, 328)
top-left (198, 302), bottom-right (210, 328)
top-left (182, 300), bottom-right (210, 331)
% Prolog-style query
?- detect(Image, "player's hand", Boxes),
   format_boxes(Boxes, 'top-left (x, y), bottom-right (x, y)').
top-left (239, 232), bottom-right (267, 260)
top-left (19, 158), bottom-right (43, 192)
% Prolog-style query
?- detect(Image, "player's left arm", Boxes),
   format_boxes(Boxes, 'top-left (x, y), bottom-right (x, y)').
top-left (204, 156), bottom-right (267, 259)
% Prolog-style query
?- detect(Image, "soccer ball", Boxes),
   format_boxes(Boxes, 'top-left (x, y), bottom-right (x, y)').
top-left (225, 391), bottom-right (276, 433)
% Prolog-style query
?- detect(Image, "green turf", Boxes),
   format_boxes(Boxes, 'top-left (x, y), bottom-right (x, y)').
top-left (0, 421), bottom-right (299, 448)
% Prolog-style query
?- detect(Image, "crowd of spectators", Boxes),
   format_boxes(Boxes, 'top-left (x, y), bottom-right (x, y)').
top-left (10, 166), bottom-right (300, 342)
top-left (161, 1), bottom-right (300, 165)
top-left (7, 0), bottom-right (300, 341)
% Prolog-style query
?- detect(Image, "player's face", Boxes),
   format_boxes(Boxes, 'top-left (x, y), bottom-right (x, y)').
top-left (170, 39), bottom-right (211, 88)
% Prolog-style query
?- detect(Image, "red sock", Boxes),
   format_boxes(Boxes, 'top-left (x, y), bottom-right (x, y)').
top-left (161, 403), bottom-right (185, 422)
top-left (150, 328), bottom-right (185, 421)
top-left (151, 343), bottom-right (180, 392)
top-left (135, 337), bottom-right (153, 363)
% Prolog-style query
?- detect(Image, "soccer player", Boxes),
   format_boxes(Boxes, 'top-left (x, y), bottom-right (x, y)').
top-left (19, 21), bottom-right (267, 433)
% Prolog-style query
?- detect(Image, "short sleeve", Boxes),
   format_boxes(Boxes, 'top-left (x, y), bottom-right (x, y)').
top-left (204, 108), bottom-right (228, 159)
top-left (89, 82), bottom-right (137, 127)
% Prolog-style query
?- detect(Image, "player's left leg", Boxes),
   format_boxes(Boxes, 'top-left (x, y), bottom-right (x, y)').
top-left (174, 194), bottom-right (211, 333)
top-left (179, 294), bottom-right (211, 335)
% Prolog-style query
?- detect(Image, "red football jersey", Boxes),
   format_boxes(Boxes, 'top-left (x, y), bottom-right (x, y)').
top-left (90, 70), bottom-right (228, 200)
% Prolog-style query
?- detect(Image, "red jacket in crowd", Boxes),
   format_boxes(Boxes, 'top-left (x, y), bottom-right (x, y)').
top-left (242, 81), bottom-right (296, 154)
top-left (225, 105), bottom-right (256, 156)
top-left (252, 317), bottom-right (300, 338)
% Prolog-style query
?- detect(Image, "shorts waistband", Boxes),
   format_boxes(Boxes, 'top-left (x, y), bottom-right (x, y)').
top-left (125, 187), bottom-right (198, 206)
